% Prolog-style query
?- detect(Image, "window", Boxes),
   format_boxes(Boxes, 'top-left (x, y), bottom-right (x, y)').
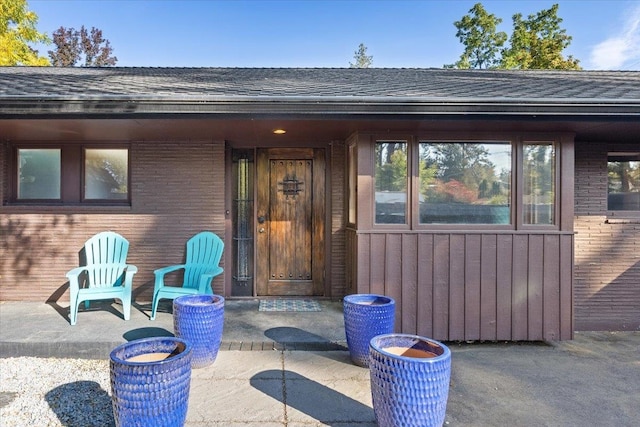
top-left (18, 149), bottom-right (61, 199)
top-left (84, 149), bottom-right (129, 200)
top-left (375, 141), bottom-right (407, 224)
top-left (418, 142), bottom-right (511, 224)
top-left (368, 135), bottom-right (560, 230)
top-left (523, 143), bottom-right (555, 225)
top-left (608, 153), bottom-right (640, 211)
top-left (10, 144), bottom-right (130, 205)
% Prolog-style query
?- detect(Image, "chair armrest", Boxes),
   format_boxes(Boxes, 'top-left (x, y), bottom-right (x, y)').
top-left (153, 264), bottom-right (186, 289)
top-left (123, 265), bottom-right (137, 290)
top-left (198, 267), bottom-right (224, 294)
top-left (66, 266), bottom-right (89, 292)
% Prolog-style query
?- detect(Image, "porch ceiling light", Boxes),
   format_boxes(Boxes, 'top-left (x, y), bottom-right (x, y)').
top-left (273, 129), bottom-right (286, 135)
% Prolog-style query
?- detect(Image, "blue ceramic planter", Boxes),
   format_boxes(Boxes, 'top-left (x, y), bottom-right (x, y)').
top-left (343, 294), bottom-right (395, 367)
top-left (109, 336), bottom-right (192, 427)
top-left (173, 294), bottom-right (225, 369)
top-left (369, 334), bottom-right (451, 427)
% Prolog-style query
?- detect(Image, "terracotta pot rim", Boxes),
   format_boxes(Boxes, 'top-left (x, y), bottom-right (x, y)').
top-left (110, 336), bottom-right (192, 366)
top-left (370, 333), bottom-right (450, 362)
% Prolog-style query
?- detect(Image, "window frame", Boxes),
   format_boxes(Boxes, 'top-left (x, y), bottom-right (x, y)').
top-left (7, 142), bottom-right (131, 206)
top-left (606, 151), bottom-right (640, 219)
top-left (367, 134), bottom-right (561, 231)
top-left (413, 139), bottom-right (514, 231)
top-left (372, 137), bottom-right (411, 230)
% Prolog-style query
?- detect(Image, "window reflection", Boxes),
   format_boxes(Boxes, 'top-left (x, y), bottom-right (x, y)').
top-left (523, 143), bottom-right (555, 225)
top-left (84, 149), bottom-right (128, 199)
top-left (375, 141), bottom-right (407, 224)
top-left (419, 142), bottom-right (511, 224)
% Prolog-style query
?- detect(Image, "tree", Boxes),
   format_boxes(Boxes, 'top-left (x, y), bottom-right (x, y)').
top-left (349, 43), bottom-right (372, 68)
top-left (48, 25), bottom-right (117, 67)
top-left (0, 0), bottom-right (49, 66)
top-left (500, 4), bottom-right (580, 70)
top-left (446, 3), bottom-right (507, 69)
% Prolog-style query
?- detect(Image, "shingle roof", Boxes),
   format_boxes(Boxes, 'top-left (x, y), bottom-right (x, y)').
top-left (1, 67), bottom-right (639, 100)
top-left (1, 67), bottom-right (639, 118)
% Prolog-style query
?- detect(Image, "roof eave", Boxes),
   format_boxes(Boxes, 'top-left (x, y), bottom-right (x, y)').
top-left (1, 96), bottom-right (639, 119)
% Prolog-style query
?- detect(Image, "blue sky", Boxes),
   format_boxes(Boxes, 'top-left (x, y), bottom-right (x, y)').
top-left (29, 0), bottom-right (640, 69)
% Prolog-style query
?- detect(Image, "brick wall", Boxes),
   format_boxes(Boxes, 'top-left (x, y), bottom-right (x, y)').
top-left (0, 140), bottom-right (226, 302)
top-left (574, 142), bottom-right (640, 331)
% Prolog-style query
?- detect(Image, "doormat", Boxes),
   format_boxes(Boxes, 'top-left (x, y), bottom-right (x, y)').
top-left (259, 299), bottom-right (322, 312)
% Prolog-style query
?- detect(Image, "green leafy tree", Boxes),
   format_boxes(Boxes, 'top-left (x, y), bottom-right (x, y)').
top-left (349, 43), bottom-right (373, 68)
top-left (0, 0), bottom-right (49, 65)
top-left (48, 25), bottom-right (117, 66)
top-left (500, 4), bottom-right (580, 70)
top-left (446, 3), bottom-right (507, 69)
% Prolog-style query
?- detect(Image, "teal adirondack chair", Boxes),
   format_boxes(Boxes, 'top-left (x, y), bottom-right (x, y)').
top-left (66, 231), bottom-right (137, 326)
top-left (150, 231), bottom-right (224, 320)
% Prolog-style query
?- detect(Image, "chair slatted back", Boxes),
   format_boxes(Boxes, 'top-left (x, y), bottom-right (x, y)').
top-left (84, 231), bottom-right (129, 288)
top-left (182, 232), bottom-right (224, 290)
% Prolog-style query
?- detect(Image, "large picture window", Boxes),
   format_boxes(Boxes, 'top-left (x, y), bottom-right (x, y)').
top-left (375, 141), bottom-right (407, 224)
top-left (608, 153), bottom-right (640, 211)
top-left (418, 142), bottom-right (511, 224)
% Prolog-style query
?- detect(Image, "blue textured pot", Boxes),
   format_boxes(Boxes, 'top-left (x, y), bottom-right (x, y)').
top-left (173, 294), bottom-right (225, 369)
top-left (369, 334), bottom-right (451, 427)
top-left (110, 337), bottom-right (192, 427)
top-left (343, 294), bottom-right (395, 367)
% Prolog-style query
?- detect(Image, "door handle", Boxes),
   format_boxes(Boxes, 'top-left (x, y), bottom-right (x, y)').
top-left (258, 227), bottom-right (265, 233)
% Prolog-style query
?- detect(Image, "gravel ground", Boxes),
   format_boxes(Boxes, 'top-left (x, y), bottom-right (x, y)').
top-left (0, 357), bottom-right (114, 427)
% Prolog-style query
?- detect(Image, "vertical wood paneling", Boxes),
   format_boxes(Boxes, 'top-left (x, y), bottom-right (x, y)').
top-left (356, 234), bottom-right (371, 294)
top-left (465, 235), bottom-right (482, 341)
top-left (369, 234), bottom-right (386, 295)
top-left (560, 234), bottom-right (574, 339)
top-left (357, 230), bottom-right (573, 342)
top-left (496, 235), bottom-right (513, 340)
top-left (480, 235), bottom-right (497, 341)
top-left (543, 235), bottom-right (561, 341)
top-left (401, 234), bottom-right (418, 334)
top-left (385, 234), bottom-right (403, 329)
top-left (433, 235), bottom-right (450, 340)
top-left (528, 235), bottom-right (544, 340)
top-left (512, 235), bottom-right (529, 340)
top-left (449, 235), bottom-right (465, 341)
top-left (417, 234), bottom-right (434, 338)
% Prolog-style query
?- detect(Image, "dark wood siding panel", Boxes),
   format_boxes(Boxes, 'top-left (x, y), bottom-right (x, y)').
top-left (449, 235), bottom-right (466, 341)
top-left (512, 235), bottom-right (529, 340)
top-left (465, 234), bottom-right (482, 341)
top-left (559, 234), bottom-right (574, 339)
top-left (369, 234), bottom-right (386, 295)
top-left (528, 235), bottom-right (544, 340)
top-left (480, 234), bottom-right (498, 341)
top-left (432, 234), bottom-right (450, 340)
top-left (496, 235), bottom-right (513, 340)
top-left (356, 233), bottom-right (371, 294)
top-left (385, 233), bottom-right (403, 329)
top-left (543, 235), bottom-right (561, 341)
top-left (417, 234), bottom-right (434, 338)
top-left (355, 231), bottom-right (572, 341)
top-left (401, 233), bottom-right (418, 334)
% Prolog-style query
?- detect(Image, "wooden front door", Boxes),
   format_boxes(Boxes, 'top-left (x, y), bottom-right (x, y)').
top-left (256, 148), bottom-right (325, 296)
